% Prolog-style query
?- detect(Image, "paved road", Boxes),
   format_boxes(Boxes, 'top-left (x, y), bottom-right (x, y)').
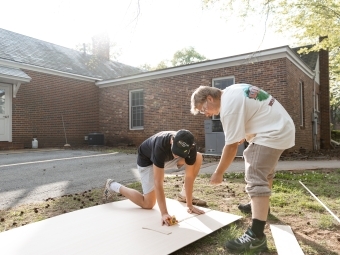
top-left (0, 149), bottom-right (139, 210)
top-left (1, 149), bottom-right (339, 210)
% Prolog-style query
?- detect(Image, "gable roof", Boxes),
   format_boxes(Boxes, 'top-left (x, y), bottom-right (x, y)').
top-left (292, 45), bottom-right (319, 71)
top-left (0, 28), bottom-right (142, 80)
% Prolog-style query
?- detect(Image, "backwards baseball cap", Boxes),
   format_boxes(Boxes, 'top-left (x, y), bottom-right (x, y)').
top-left (171, 129), bottom-right (195, 158)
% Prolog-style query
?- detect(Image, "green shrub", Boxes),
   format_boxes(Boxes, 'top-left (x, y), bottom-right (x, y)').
top-left (331, 130), bottom-right (340, 141)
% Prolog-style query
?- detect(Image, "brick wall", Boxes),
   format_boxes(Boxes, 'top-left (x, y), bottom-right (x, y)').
top-left (319, 48), bottom-right (331, 148)
top-left (99, 58), bottom-right (313, 151)
top-left (286, 59), bottom-right (317, 151)
top-left (7, 70), bottom-right (99, 149)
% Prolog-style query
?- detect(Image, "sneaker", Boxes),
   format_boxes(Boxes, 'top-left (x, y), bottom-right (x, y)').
top-left (103, 179), bottom-right (116, 201)
top-left (238, 202), bottom-right (271, 214)
top-left (225, 228), bottom-right (268, 252)
top-left (177, 193), bottom-right (207, 206)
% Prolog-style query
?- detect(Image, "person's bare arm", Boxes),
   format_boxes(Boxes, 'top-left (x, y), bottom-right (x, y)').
top-left (184, 164), bottom-right (205, 215)
top-left (153, 164), bottom-right (172, 225)
top-left (210, 142), bottom-right (238, 185)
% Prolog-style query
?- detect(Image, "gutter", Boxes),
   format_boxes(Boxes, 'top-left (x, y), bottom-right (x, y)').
top-left (96, 46), bottom-right (315, 88)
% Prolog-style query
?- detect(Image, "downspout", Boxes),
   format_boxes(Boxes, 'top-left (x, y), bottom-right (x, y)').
top-left (312, 73), bottom-right (318, 150)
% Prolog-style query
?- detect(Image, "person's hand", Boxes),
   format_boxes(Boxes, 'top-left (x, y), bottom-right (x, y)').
top-left (210, 172), bottom-right (223, 185)
top-left (187, 205), bottom-right (205, 215)
top-left (161, 213), bottom-right (173, 226)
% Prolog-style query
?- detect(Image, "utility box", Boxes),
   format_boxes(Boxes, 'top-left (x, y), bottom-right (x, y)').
top-left (204, 119), bottom-right (245, 156)
top-left (88, 133), bottom-right (104, 146)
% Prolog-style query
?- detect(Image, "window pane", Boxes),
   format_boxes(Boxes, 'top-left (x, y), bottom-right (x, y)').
top-left (0, 89), bottom-right (5, 114)
top-left (130, 90), bottom-right (144, 129)
top-left (299, 82), bottom-right (304, 127)
top-left (214, 79), bottom-right (234, 90)
top-left (212, 78), bottom-right (234, 119)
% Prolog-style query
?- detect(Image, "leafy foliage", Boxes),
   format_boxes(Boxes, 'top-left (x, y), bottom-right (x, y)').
top-left (203, 0), bottom-right (340, 122)
top-left (171, 46), bottom-right (207, 66)
top-left (139, 46), bottom-right (207, 70)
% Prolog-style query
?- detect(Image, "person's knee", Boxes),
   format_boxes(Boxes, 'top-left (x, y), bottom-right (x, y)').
top-left (246, 185), bottom-right (271, 197)
top-left (142, 191), bottom-right (156, 209)
top-left (142, 199), bottom-right (156, 209)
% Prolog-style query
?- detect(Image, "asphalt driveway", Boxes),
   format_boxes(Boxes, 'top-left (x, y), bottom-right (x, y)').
top-left (0, 149), bottom-right (139, 210)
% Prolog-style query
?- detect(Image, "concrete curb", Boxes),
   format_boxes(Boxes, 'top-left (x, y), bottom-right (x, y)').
top-left (166, 160), bottom-right (340, 176)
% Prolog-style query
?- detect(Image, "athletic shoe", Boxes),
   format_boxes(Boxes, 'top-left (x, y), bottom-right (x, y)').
top-left (103, 179), bottom-right (116, 201)
top-left (238, 202), bottom-right (271, 214)
top-left (177, 193), bottom-right (207, 206)
top-left (225, 228), bottom-right (268, 252)
top-left (238, 202), bottom-right (252, 213)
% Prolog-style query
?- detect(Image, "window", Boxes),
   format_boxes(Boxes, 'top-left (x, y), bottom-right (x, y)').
top-left (129, 90), bottom-right (144, 130)
top-left (299, 81), bottom-right (304, 127)
top-left (212, 77), bottom-right (235, 120)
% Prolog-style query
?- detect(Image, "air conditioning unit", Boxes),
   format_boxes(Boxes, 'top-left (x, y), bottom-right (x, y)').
top-left (88, 133), bottom-right (104, 146)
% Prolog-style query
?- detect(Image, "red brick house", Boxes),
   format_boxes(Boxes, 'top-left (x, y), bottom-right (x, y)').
top-left (0, 28), bottom-right (330, 152)
top-left (97, 46), bottom-right (330, 153)
top-left (0, 28), bottom-right (142, 149)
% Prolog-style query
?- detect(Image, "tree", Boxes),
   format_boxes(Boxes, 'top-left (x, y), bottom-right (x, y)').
top-left (203, 0), bottom-right (340, 124)
top-left (171, 46), bottom-right (207, 66)
top-left (140, 47), bottom-right (207, 70)
top-left (330, 81), bottom-right (340, 124)
top-left (139, 60), bottom-right (170, 71)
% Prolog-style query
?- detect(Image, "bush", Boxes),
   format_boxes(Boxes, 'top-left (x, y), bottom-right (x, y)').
top-left (331, 130), bottom-right (340, 142)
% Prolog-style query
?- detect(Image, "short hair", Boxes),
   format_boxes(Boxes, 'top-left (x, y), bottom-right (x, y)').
top-left (190, 86), bottom-right (221, 115)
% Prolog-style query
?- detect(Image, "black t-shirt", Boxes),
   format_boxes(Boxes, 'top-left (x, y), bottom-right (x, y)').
top-left (137, 131), bottom-right (197, 168)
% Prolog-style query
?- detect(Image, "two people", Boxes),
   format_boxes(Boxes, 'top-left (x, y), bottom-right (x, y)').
top-left (103, 130), bottom-right (206, 226)
top-left (104, 82), bottom-right (295, 253)
top-left (190, 84), bottom-right (295, 252)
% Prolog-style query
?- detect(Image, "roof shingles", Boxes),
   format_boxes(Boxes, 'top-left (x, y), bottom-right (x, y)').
top-left (0, 28), bottom-right (142, 80)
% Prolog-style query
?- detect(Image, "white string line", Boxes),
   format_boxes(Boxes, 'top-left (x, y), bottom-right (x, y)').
top-left (299, 181), bottom-right (340, 224)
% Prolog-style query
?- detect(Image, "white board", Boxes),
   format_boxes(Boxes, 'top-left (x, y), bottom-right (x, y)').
top-left (0, 198), bottom-right (241, 255)
top-left (270, 225), bottom-right (304, 255)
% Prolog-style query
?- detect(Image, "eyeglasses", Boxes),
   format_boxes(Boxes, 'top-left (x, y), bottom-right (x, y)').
top-left (199, 101), bottom-right (208, 114)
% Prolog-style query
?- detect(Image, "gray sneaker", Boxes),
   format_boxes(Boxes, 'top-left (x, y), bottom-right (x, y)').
top-left (103, 179), bottom-right (116, 201)
top-left (225, 228), bottom-right (268, 252)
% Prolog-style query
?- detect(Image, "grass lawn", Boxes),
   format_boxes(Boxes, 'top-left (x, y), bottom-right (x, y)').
top-left (1, 168), bottom-right (339, 254)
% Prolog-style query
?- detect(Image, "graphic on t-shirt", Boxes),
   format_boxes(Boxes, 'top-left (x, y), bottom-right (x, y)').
top-left (243, 85), bottom-right (270, 101)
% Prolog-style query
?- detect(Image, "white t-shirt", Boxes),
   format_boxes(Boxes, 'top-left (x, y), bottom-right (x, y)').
top-left (220, 84), bottom-right (295, 150)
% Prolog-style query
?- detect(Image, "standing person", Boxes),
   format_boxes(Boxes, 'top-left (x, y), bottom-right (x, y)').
top-left (103, 130), bottom-right (206, 226)
top-left (190, 84), bottom-right (295, 252)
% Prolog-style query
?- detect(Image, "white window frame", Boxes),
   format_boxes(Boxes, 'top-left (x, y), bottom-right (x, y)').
top-left (129, 89), bottom-right (144, 130)
top-left (212, 76), bottom-right (235, 120)
top-left (299, 81), bottom-right (304, 127)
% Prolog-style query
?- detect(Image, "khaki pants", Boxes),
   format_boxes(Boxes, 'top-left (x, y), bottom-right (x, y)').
top-left (244, 143), bottom-right (284, 197)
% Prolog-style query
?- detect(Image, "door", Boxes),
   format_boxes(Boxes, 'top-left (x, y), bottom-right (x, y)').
top-left (0, 83), bottom-right (12, 141)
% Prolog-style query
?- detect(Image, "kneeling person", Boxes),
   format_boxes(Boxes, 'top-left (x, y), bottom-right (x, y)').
top-left (103, 130), bottom-right (206, 226)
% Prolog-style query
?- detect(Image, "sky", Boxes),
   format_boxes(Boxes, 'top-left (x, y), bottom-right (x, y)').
top-left (0, 0), bottom-right (298, 68)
